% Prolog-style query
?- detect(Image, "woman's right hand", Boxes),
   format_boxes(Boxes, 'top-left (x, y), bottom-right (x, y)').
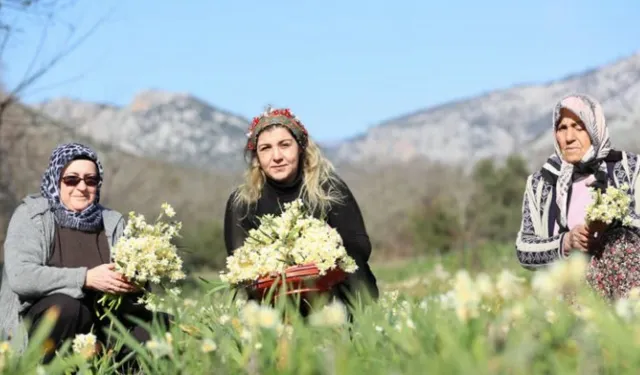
top-left (84, 263), bottom-right (138, 294)
top-left (563, 224), bottom-right (590, 254)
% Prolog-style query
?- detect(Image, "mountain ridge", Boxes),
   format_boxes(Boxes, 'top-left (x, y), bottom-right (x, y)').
top-left (340, 52), bottom-right (637, 138)
top-left (330, 50), bottom-right (640, 166)
top-left (31, 50), bottom-right (640, 170)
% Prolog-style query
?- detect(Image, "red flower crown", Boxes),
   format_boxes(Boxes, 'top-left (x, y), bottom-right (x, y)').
top-left (246, 107), bottom-right (309, 151)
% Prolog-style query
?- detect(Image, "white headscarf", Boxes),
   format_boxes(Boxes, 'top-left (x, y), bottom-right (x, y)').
top-left (552, 94), bottom-right (611, 228)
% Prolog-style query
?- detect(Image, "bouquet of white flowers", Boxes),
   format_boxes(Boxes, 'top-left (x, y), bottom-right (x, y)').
top-left (585, 183), bottom-right (633, 227)
top-left (97, 203), bottom-right (186, 317)
top-left (220, 199), bottom-right (358, 298)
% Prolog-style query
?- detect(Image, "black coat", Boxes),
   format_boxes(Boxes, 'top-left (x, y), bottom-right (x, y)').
top-left (223, 170), bottom-right (379, 307)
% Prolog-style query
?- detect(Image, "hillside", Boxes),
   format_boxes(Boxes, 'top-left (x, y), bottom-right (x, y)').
top-left (33, 90), bottom-right (251, 171)
top-left (2, 98), bottom-right (457, 261)
top-left (0, 99), bottom-right (242, 260)
top-left (330, 51), bottom-right (640, 166)
top-left (34, 52), bottom-right (640, 173)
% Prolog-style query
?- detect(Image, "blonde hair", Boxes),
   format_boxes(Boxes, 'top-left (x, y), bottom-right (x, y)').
top-left (233, 135), bottom-right (344, 218)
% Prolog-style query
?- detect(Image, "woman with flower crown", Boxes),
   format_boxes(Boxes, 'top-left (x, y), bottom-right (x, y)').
top-left (515, 94), bottom-right (640, 298)
top-left (0, 143), bottom-right (169, 365)
top-left (224, 107), bottom-right (379, 313)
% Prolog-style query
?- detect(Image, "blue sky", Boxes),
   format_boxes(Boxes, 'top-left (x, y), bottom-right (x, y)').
top-left (4, 0), bottom-right (639, 142)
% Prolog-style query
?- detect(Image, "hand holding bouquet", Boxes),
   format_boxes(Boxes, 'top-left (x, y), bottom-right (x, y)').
top-left (220, 199), bottom-right (358, 296)
top-left (97, 203), bottom-right (186, 318)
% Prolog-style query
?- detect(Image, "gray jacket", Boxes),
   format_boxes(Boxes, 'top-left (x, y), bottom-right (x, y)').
top-left (0, 195), bottom-right (124, 351)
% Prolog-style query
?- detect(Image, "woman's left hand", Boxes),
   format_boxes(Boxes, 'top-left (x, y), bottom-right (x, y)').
top-left (122, 276), bottom-right (142, 293)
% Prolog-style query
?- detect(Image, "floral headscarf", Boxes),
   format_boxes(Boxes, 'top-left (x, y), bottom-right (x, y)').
top-left (40, 143), bottom-right (104, 231)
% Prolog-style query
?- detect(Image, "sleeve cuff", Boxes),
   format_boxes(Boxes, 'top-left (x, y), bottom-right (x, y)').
top-left (558, 233), bottom-right (569, 259)
top-left (76, 267), bottom-right (88, 292)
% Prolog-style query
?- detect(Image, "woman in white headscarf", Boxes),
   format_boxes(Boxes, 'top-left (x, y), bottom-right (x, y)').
top-left (515, 93), bottom-right (640, 269)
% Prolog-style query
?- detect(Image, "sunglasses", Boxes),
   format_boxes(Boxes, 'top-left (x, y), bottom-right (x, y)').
top-left (61, 175), bottom-right (100, 187)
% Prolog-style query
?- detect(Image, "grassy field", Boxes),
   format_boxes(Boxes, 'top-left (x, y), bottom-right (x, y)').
top-left (3, 246), bottom-right (640, 374)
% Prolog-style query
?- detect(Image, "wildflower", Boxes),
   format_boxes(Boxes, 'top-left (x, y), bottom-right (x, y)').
top-left (545, 310), bottom-right (557, 324)
top-left (380, 290), bottom-right (399, 311)
top-left (614, 289), bottom-right (640, 321)
top-left (405, 319), bottom-right (416, 329)
top-left (475, 272), bottom-right (495, 299)
top-left (72, 333), bottom-right (98, 360)
top-left (240, 329), bottom-right (252, 341)
top-left (161, 202), bottom-right (176, 218)
top-left (276, 324), bottom-right (295, 338)
top-left (309, 301), bottom-right (348, 327)
top-left (219, 314), bottom-right (231, 325)
top-left (432, 263), bottom-right (450, 281)
top-left (418, 300), bottom-right (428, 310)
top-left (0, 342), bottom-right (10, 354)
top-left (615, 298), bottom-right (634, 321)
top-left (505, 303), bottom-right (525, 322)
top-left (201, 339), bottom-right (217, 353)
top-left (400, 277), bottom-right (421, 289)
top-left (235, 298), bottom-right (247, 309)
top-left (145, 336), bottom-right (173, 358)
top-left (532, 254), bottom-right (588, 299)
top-left (572, 304), bottom-right (595, 321)
top-left (256, 306), bottom-right (281, 329)
top-left (179, 324), bottom-right (200, 336)
top-left (495, 270), bottom-right (525, 299)
top-left (183, 298), bottom-right (197, 307)
top-left (0, 341), bottom-right (12, 372)
top-left (453, 270), bottom-right (481, 322)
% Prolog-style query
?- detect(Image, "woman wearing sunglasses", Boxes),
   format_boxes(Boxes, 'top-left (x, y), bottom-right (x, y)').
top-left (0, 143), bottom-right (167, 365)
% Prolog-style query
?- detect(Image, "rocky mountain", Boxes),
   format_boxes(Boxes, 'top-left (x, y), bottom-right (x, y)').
top-left (33, 51), bottom-right (640, 172)
top-left (0, 97), bottom-right (446, 261)
top-left (34, 90), bottom-right (251, 171)
top-left (0, 99), bottom-right (243, 260)
top-left (330, 51), bottom-right (640, 166)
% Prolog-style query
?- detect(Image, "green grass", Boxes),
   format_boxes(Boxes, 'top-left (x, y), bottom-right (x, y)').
top-left (4, 249), bottom-right (639, 374)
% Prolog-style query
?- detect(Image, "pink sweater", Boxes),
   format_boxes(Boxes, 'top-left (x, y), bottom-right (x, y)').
top-left (554, 174), bottom-right (596, 235)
